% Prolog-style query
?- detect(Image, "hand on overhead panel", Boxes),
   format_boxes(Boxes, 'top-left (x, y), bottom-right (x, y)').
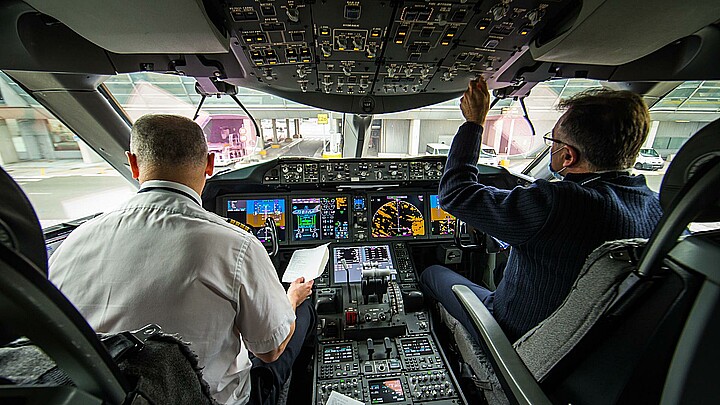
top-left (287, 277), bottom-right (314, 310)
top-left (460, 77), bottom-right (491, 126)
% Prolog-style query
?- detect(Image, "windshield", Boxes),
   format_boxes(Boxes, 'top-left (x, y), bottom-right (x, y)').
top-left (4, 70), bottom-right (720, 229)
top-left (640, 148), bottom-right (660, 157)
top-left (104, 73), bottom-right (608, 171)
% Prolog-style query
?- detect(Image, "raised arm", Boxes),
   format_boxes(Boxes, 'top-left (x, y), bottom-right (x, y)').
top-left (439, 79), bottom-right (553, 245)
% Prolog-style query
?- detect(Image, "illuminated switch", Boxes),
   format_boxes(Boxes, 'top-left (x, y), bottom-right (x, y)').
top-left (299, 47), bottom-right (312, 63)
top-left (371, 28), bottom-right (382, 38)
top-left (250, 51), bottom-right (264, 66)
top-left (477, 18), bottom-right (491, 30)
top-left (319, 26), bottom-right (331, 36)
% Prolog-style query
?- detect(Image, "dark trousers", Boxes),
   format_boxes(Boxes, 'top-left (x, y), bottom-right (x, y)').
top-left (419, 265), bottom-right (495, 344)
top-left (249, 299), bottom-right (317, 405)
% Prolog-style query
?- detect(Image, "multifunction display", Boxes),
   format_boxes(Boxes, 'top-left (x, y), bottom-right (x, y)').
top-left (370, 194), bottom-right (425, 238)
top-left (322, 344), bottom-right (355, 364)
top-left (368, 379), bottom-right (406, 403)
top-left (225, 198), bottom-right (287, 242)
top-left (333, 245), bottom-right (395, 284)
top-left (429, 194), bottom-right (455, 236)
top-left (219, 191), bottom-right (459, 246)
top-left (291, 196), bottom-right (350, 242)
top-left (400, 337), bottom-right (434, 357)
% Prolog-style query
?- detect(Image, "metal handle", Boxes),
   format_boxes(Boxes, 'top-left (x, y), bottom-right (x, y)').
top-left (454, 218), bottom-right (481, 249)
top-left (264, 217), bottom-right (279, 257)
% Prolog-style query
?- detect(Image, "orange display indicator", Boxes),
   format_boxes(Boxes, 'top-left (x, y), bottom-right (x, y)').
top-left (477, 18), bottom-right (491, 30)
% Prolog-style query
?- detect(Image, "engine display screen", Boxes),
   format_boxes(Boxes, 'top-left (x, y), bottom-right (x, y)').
top-left (333, 245), bottom-right (395, 284)
top-left (368, 379), bottom-right (406, 403)
top-left (429, 194), bottom-right (455, 236)
top-left (225, 198), bottom-right (286, 242)
top-left (290, 196), bottom-right (350, 242)
top-left (369, 194), bottom-right (425, 238)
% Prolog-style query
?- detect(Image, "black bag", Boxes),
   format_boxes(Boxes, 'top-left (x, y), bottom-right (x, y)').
top-left (0, 324), bottom-right (218, 405)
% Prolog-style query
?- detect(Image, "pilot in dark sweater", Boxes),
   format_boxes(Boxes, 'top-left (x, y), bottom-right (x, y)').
top-left (420, 78), bottom-right (663, 342)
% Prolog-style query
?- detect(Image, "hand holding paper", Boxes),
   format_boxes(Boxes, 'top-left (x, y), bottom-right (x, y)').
top-left (282, 243), bottom-right (330, 283)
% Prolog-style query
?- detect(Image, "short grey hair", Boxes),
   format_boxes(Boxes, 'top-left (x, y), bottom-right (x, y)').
top-left (129, 114), bottom-right (208, 169)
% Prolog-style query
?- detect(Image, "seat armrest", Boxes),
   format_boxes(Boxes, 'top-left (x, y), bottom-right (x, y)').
top-left (452, 285), bottom-right (551, 405)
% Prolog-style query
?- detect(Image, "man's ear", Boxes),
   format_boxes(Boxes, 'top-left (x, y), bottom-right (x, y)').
top-left (126, 151), bottom-right (140, 179)
top-left (205, 153), bottom-right (215, 176)
top-left (562, 145), bottom-right (581, 168)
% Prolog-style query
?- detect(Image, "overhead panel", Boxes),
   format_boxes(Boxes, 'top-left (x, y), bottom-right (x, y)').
top-left (311, 0), bottom-right (395, 97)
top-left (228, 0), bottom-right (316, 93)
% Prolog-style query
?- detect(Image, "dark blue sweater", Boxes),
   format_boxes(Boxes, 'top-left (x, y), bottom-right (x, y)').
top-left (440, 122), bottom-right (663, 341)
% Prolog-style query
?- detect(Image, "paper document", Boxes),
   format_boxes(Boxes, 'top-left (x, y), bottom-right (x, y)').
top-left (325, 390), bottom-right (363, 405)
top-left (282, 243), bottom-right (330, 283)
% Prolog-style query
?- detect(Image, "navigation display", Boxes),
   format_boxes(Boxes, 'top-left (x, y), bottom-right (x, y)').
top-left (225, 198), bottom-right (286, 242)
top-left (429, 194), bottom-right (455, 236)
top-left (333, 245), bottom-right (395, 284)
top-left (369, 194), bottom-right (425, 238)
top-left (290, 196), bottom-right (350, 242)
top-left (368, 379), bottom-right (406, 403)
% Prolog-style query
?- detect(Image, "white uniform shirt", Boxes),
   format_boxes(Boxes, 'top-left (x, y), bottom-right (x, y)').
top-left (49, 180), bottom-right (295, 405)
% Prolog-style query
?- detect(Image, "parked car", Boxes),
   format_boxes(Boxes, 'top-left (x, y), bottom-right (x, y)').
top-left (635, 148), bottom-right (665, 171)
top-left (479, 145), bottom-right (500, 167)
top-left (425, 143), bottom-right (451, 156)
top-left (426, 143), bottom-right (500, 167)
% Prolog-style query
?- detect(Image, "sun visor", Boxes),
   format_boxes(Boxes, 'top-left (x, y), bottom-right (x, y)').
top-left (530, 0), bottom-right (720, 66)
top-left (24, 0), bottom-right (228, 54)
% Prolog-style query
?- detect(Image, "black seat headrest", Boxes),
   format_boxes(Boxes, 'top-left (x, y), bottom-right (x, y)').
top-left (660, 118), bottom-right (720, 223)
top-left (0, 166), bottom-right (47, 274)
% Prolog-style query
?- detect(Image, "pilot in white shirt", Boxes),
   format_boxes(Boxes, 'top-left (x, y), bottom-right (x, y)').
top-left (49, 114), bottom-right (314, 404)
